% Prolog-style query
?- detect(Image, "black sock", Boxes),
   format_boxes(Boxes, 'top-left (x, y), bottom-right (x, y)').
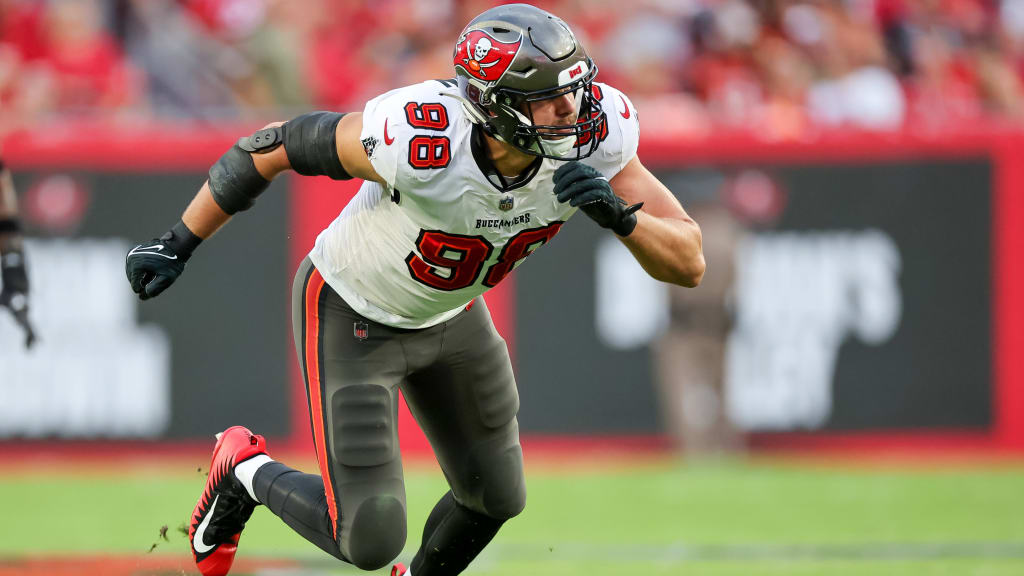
top-left (410, 491), bottom-right (505, 576)
top-left (252, 461), bottom-right (347, 562)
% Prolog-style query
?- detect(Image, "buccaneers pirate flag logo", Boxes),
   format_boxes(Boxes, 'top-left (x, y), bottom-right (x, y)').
top-left (454, 30), bottom-right (522, 82)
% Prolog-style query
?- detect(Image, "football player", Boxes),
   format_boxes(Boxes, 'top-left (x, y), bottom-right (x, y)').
top-left (126, 5), bottom-right (704, 576)
top-left (0, 157), bottom-right (35, 349)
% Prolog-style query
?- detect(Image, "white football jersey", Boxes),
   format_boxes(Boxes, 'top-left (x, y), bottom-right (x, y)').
top-left (308, 79), bottom-right (640, 328)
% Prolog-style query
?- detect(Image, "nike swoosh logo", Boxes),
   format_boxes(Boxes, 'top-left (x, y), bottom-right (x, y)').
top-left (128, 244), bottom-right (178, 260)
top-left (193, 494), bottom-right (219, 554)
top-left (618, 95), bottom-right (631, 119)
top-left (384, 118), bottom-right (395, 145)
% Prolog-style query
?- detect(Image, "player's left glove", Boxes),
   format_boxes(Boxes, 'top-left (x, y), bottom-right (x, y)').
top-left (1, 248), bottom-right (36, 349)
top-left (553, 162), bottom-right (643, 237)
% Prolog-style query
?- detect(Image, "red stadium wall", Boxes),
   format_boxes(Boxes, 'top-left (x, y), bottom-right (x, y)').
top-left (3, 122), bottom-right (1023, 455)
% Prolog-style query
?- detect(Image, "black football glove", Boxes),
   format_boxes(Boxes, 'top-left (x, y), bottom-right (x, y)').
top-left (553, 162), bottom-right (643, 237)
top-left (126, 220), bottom-right (202, 301)
top-left (1, 248), bottom-right (36, 348)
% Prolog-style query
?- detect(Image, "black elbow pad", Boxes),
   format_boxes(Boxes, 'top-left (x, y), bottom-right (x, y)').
top-left (208, 145), bottom-right (270, 215)
top-left (282, 112), bottom-right (352, 180)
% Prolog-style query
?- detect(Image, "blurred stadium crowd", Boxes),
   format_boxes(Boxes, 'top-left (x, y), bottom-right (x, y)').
top-left (0, 0), bottom-right (1022, 138)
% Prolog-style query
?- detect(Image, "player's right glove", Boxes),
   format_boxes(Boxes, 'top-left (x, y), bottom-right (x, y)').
top-left (126, 220), bottom-right (202, 301)
top-left (1, 247), bottom-right (36, 348)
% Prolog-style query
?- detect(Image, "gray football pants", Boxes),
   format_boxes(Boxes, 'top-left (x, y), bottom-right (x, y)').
top-left (280, 257), bottom-right (526, 570)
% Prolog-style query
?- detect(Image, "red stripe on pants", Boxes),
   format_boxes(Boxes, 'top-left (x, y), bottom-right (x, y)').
top-left (304, 268), bottom-right (339, 538)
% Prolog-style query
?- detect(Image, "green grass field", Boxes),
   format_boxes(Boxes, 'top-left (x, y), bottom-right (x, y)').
top-left (2, 456), bottom-right (1023, 575)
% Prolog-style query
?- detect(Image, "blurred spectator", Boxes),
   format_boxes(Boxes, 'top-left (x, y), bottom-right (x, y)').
top-left (185, 0), bottom-right (309, 112)
top-left (655, 175), bottom-right (745, 456)
top-left (305, 0), bottom-right (391, 112)
top-left (1, 0), bottom-right (1024, 134)
top-left (902, 23), bottom-right (983, 126)
top-left (752, 35), bottom-right (813, 140)
top-left (123, 0), bottom-right (236, 119)
top-left (805, 1), bottom-right (907, 129)
top-left (0, 0), bottom-right (143, 131)
top-left (688, 0), bottom-right (765, 128)
top-left (42, 0), bottom-right (142, 110)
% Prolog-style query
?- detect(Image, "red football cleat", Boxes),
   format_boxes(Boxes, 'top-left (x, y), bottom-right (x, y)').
top-left (391, 563), bottom-right (408, 576)
top-left (189, 426), bottom-right (268, 576)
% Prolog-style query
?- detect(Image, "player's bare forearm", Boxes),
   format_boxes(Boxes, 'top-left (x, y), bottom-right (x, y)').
top-left (610, 157), bottom-right (705, 287)
top-left (620, 212), bottom-right (704, 287)
top-left (181, 182), bottom-right (232, 239)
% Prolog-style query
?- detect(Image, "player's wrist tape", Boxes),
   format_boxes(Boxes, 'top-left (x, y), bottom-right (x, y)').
top-left (160, 219), bottom-right (202, 261)
top-left (0, 217), bottom-right (20, 234)
top-left (281, 112), bottom-right (352, 181)
top-left (612, 202), bottom-right (643, 237)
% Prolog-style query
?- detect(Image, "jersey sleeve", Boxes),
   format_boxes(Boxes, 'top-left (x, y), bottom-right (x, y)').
top-left (359, 88), bottom-right (413, 189)
top-left (360, 81), bottom-right (462, 191)
top-left (581, 83), bottom-right (640, 179)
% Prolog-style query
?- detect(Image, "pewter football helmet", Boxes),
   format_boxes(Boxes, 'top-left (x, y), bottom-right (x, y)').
top-left (452, 4), bottom-right (606, 160)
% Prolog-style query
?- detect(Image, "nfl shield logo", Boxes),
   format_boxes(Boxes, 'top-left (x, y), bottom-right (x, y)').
top-left (498, 196), bottom-right (514, 211)
top-left (353, 321), bottom-right (369, 341)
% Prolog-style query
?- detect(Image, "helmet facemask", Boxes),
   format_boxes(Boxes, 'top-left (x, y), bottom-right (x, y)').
top-left (459, 61), bottom-right (604, 161)
top-left (491, 63), bottom-right (605, 161)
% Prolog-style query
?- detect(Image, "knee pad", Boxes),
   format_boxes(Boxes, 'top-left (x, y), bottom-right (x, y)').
top-left (332, 384), bottom-right (396, 467)
top-left (480, 443), bottom-right (527, 519)
top-left (344, 495), bottom-right (407, 570)
top-left (458, 441), bottom-right (526, 520)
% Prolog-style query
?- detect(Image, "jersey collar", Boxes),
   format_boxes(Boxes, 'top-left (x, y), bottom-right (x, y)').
top-left (471, 125), bottom-right (542, 192)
